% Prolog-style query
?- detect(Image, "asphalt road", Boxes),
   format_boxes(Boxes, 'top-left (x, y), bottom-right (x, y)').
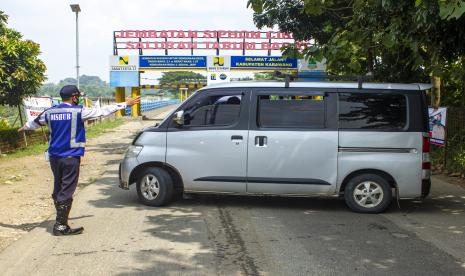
top-left (1, 111), bottom-right (465, 275)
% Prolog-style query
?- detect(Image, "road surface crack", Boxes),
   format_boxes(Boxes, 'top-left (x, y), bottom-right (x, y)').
top-left (215, 206), bottom-right (260, 276)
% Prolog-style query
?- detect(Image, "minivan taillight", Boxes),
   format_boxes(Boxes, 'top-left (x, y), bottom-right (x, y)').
top-left (422, 133), bottom-right (431, 178)
top-left (422, 135), bottom-right (430, 153)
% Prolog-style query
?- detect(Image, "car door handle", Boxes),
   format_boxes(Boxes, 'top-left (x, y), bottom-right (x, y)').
top-left (255, 136), bottom-right (267, 147)
top-left (231, 135), bottom-right (243, 145)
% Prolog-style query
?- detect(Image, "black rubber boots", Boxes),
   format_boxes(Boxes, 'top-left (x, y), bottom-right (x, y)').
top-left (53, 198), bottom-right (84, 236)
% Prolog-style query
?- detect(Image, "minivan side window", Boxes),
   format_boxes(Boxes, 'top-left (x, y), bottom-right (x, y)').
top-left (183, 94), bottom-right (242, 127)
top-left (257, 94), bottom-right (325, 128)
top-left (339, 93), bottom-right (407, 130)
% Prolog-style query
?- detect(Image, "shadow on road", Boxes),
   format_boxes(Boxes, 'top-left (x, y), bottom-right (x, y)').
top-left (84, 166), bottom-right (465, 275)
top-left (396, 196), bottom-right (465, 214)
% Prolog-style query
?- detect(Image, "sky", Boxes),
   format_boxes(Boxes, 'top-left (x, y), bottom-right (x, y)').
top-left (2, 0), bottom-right (272, 84)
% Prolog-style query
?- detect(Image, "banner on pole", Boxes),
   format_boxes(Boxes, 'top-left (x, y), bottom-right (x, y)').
top-left (428, 107), bottom-right (447, 146)
top-left (23, 96), bottom-right (53, 121)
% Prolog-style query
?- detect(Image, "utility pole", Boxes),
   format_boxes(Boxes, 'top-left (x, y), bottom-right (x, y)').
top-left (70, 4), bottom-right (81, 88)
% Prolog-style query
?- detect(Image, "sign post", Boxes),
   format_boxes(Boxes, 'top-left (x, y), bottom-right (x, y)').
top-left (115, 87), bottom-right (126, 117)
top-left (131, 87), bottom-right (141, 117)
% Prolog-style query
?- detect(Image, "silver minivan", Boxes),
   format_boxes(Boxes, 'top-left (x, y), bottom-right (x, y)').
top-left (119, 81), bottom-right (432, 213)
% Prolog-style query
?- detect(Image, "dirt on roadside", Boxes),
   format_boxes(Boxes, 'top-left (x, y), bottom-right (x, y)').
top-left (0, 106), bottom-right (174, 252)
top-left (433, 172), bottom-right (465, 190)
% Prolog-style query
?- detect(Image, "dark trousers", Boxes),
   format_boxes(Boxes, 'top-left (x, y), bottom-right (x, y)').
top-left (50, 156), bottom-right (81, 203)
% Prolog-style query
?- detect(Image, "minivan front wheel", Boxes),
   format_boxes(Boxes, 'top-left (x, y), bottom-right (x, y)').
top-left (136, 167), bottom-right (174, 206)
top-left (344, 174), bottom-right (392, 213)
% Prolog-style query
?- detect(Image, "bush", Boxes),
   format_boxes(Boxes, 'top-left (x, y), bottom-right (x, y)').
top-left (0, 118), bottom-right (11, 130)
top-left (447, 128), bottom-right (465, 174)
top-left (432, 128), bottom-right (465, 175)
top-left (0, 127), bottom-right (21, 147)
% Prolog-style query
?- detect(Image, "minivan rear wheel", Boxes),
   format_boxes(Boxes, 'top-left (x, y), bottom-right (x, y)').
top-left (136, 167), bottom-right (174, 206)
top-left (344, 174), bottom-right (392, 213)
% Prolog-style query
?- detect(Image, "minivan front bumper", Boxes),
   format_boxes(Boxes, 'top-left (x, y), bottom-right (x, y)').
top-left (119, 157), bottom-right (139, 190)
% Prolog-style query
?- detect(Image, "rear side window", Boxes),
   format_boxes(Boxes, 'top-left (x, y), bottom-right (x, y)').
top-left (339, 93), bottom-right (407, 130)
top-left (183, 94), bottom-right (241, 127)
top-left (258, 94), bottom-right (325, 128)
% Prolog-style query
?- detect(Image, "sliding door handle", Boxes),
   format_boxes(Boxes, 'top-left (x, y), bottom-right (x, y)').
top-left (255, 136), bottom-right (267, 147)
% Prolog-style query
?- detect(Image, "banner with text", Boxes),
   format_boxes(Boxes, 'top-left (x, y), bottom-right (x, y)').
top-left (230, 56), bottom-right (297, 69)
top-left (429, 107), bottom-right (447, 146)
top-left (140, 56), bottom-right (206, 68)
top-left (23, 96), bottom-right (53, 121)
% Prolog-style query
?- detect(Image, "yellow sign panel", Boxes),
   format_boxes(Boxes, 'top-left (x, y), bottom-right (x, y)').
top-left (213, 57), bottom-right (224, 66)
top-left (119, 56), bottom-right (129, 65)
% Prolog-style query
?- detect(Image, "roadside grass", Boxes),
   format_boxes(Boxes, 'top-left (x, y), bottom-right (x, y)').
top-left (0, 118), bottom-right (124, 160)
top-left (1, 143), bottom-right (48, 160)
top-left (86, 118), bottom-right (124, 139)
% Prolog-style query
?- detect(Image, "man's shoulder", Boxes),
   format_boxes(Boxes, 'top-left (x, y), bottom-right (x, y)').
top-left (50, 104), bottom-right (82, 110)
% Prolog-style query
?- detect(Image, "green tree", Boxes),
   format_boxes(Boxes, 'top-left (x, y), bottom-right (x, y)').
top-left (438, 0), bottom-right (465, 19)
top-left (158, 71), bottom-right (206, 86)
top-left (253, 72), bottom-right (281, 80)
top-left (0, 11), bottom-right (46, 107)
top-left (39, 75), bottom-right (114, 97)
top-left (248, 0), bottom-right (465, 107)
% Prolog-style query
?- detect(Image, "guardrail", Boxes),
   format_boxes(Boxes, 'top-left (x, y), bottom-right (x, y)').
top-left (125, 99), bottom-right (180, 116)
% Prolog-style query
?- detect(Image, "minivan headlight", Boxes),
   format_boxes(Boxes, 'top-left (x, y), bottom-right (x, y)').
top-left (125, 145), bottom-right (143, 158)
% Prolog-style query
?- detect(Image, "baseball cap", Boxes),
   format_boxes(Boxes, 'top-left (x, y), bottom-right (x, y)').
top-left (59, 85), bottom-right (85, 98)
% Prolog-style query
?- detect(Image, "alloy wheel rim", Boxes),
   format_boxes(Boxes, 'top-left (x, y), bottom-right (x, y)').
top-left (353, 181), bottom-right (384, 208)
top-left (141, 174), bottom-right (160, 200)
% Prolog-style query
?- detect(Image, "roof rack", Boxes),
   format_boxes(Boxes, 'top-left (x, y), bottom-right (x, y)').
top-left (274, 71), bottom-right (374, 89)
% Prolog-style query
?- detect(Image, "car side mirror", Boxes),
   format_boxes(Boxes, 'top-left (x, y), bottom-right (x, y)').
top-left (173, 110), bottom-right (185, 126)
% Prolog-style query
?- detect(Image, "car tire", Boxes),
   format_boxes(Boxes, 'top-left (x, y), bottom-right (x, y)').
top-left (344, 174), bottom-right (392, 214)
top-left (136, 167), bottom-right (174, 206)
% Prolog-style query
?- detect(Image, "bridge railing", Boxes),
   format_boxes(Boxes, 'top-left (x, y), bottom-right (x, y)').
top-left (125, 99), bottom-right (180, 116)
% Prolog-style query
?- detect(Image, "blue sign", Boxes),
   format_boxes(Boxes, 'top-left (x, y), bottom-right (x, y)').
top-left (110, 71), bottom-right (139, 87)
top-left (140, 56), bottom-right (206, 68)
top-left (231, 56), bottom-right (297, 69)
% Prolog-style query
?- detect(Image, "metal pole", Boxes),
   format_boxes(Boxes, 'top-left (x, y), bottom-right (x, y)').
top-left (75, 11), bottom-right (80, 89)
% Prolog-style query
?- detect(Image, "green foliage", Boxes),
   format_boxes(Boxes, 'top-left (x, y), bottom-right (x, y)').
top-left (248, 0), bottom-right (351, 43)
top-left (253, 72), bottom-right (282, 80)
top-left (431, 128), bottom-right (465, 175)
top-left (158, 71), bottom-right (206, 86)
top-left (438, 0), bottom-right (465, 20)
top-left (0, 127), bottom-right (21, 146)
top-left (248, 0), bottom-right (465, 105)
top-left (0, 118), bottom-right (10, 129)
top-left (39, 75), bottom-right (114, 97)
top-left (0, 11), bottom-right (46, 106)
top-left (1, 142), bottom-right (47, 160)
top-left (86, 118), bottom-right (123, 139)
top-left (158, 71), bottom-right (206, 95)
top-left (453, 151), bottom-right (465, 171)
top-left (447, 128), bottom-right (465, 174)
top-left (0, 104), bottom-right (18, 126)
